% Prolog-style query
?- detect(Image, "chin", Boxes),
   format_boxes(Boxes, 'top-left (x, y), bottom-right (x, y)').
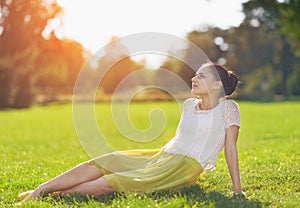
top-left (191, 89), bottom-right (200, 96)
top-left (192, 89), bottom-right (208, 97)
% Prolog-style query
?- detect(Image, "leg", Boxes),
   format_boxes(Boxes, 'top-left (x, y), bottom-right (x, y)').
top-left (61, 178), bottom-right (115, 196)
top-left (26, 162), bottom-right (103, 200)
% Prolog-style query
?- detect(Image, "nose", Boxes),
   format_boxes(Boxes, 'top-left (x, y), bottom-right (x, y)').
top-left (191, 75), bottom-right (197, 82)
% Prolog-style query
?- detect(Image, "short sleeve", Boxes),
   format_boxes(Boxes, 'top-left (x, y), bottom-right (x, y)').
top-left (183, 98), bottom-right (198, 107)
top-left (225, 100), bottom-right (240, 129)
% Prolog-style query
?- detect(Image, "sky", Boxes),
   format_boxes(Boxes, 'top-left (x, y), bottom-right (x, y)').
top-left (55, 0), bottom-right (247, 55)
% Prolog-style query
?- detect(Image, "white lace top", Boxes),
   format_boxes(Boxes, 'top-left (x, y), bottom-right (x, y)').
top-left (162, 98), bottom-right (240, 171)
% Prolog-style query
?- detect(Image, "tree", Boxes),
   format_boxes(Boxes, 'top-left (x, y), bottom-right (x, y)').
top-left (260, 0), bottom-right (300, 48)
top-left (35, 36), bottom-right (86, 99)
top-left (96, 37), bottom-right (144, 94)
top-left (0, 0), bottom-right (62, 108)
top-left (0, 0), bottom-right (87, 107)
top-left (242, 0), bottom-right (299, 97)
top-left (181, 0), bottom-right (300, 99)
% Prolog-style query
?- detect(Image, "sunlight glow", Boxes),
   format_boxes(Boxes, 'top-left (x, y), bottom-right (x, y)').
top-left (56, 0), bottom-right (247, 54)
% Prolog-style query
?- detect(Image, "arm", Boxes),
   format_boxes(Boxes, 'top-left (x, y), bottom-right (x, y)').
top-left (224, 125), bottom-right (243, 193)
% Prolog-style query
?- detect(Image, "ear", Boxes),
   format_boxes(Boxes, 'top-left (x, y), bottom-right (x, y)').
top-left (213, 81), bottom-right (223, 90)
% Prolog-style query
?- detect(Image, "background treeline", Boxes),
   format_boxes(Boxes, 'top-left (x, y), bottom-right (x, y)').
top-left (0, 0), bottom-right (299, 108)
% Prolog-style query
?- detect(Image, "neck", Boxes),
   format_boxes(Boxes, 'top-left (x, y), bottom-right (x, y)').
top-left (198, 95), bottom-right (223, 110)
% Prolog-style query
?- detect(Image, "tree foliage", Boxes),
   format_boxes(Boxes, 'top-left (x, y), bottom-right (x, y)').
top-left (241, 0), bottom-right (299, 97)
top-left (95, 37), bottom-right (144, 94)
top-left (279, 0), bottom-right (300, 47)
top-left (161, 0), bottom-right (300, 100)
top-left (0, 0), bottom-right (86, 108)
top-left (1, 0), bottom-right (300, 108)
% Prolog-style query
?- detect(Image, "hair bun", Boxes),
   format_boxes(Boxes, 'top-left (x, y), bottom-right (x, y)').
top-left (225, 71), bottom-right (238, 96)
top-left (201, 63), bottom-right (239, 96)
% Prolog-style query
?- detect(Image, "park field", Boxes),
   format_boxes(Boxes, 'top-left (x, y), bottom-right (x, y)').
top-left (0, 101), bottom-right (299, 207)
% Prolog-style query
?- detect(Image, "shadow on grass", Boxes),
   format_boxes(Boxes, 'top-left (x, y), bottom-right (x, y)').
top-left (47, 185), bottom-right (262, 207)
top-left (48, 193), bottom-right (116, 206)
top-left (149, 185), bottom-right (262, 208)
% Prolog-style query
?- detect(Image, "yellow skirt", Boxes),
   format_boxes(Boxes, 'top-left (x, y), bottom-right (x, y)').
top-left (88, 149), bottom-right (203, 193)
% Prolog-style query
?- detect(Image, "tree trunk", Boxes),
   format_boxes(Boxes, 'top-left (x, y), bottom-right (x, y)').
top-left (0, 69), bottom-right (13, 108)
top-left (280, 34), bottom-right (294, 97)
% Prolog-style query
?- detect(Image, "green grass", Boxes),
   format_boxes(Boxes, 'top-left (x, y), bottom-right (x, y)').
top-left (0, 101), bottom-right (299, 207)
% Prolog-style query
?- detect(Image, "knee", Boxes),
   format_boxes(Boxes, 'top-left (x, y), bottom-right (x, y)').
top-left (77, 162), bottom-right (92, 168)
top-left (86, 161), bottom-right (103, 172)
top-left (77, 162), bottom-right (103, 178)
top-left (75, 162), bottom-right (99, 172)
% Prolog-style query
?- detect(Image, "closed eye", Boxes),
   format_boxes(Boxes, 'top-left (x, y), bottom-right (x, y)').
top-left (195, 73), bottom-right (206, 78)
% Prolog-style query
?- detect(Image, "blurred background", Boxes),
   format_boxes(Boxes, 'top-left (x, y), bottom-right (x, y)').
top-left (0, 0), bottom-right (299, 108)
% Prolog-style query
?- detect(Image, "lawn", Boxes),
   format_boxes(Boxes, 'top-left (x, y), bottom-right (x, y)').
top-left (0, 101), bottom-right (299, 207)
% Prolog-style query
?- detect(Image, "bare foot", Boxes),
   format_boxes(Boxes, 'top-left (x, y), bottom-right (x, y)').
top-left (17, 187), bottom-right (44, 203)
top-left (18, 190), bottom-right (34, 201)
top-left (28, 187), bottom-right (44, 200)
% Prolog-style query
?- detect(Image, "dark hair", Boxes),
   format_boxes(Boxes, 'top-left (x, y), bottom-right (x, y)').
top-left (201, 62), bottom-right (239, 96)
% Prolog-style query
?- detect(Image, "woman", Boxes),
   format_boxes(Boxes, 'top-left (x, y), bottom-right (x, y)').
top-left (18, 62), bottom-right (244, 202)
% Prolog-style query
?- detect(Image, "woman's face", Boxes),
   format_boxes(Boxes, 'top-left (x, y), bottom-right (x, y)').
top-left (191, 67), bottom-right (219, 96)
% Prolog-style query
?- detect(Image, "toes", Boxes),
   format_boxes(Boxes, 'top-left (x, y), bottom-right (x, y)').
top-left (18, 190), bottom-right (34, 201)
